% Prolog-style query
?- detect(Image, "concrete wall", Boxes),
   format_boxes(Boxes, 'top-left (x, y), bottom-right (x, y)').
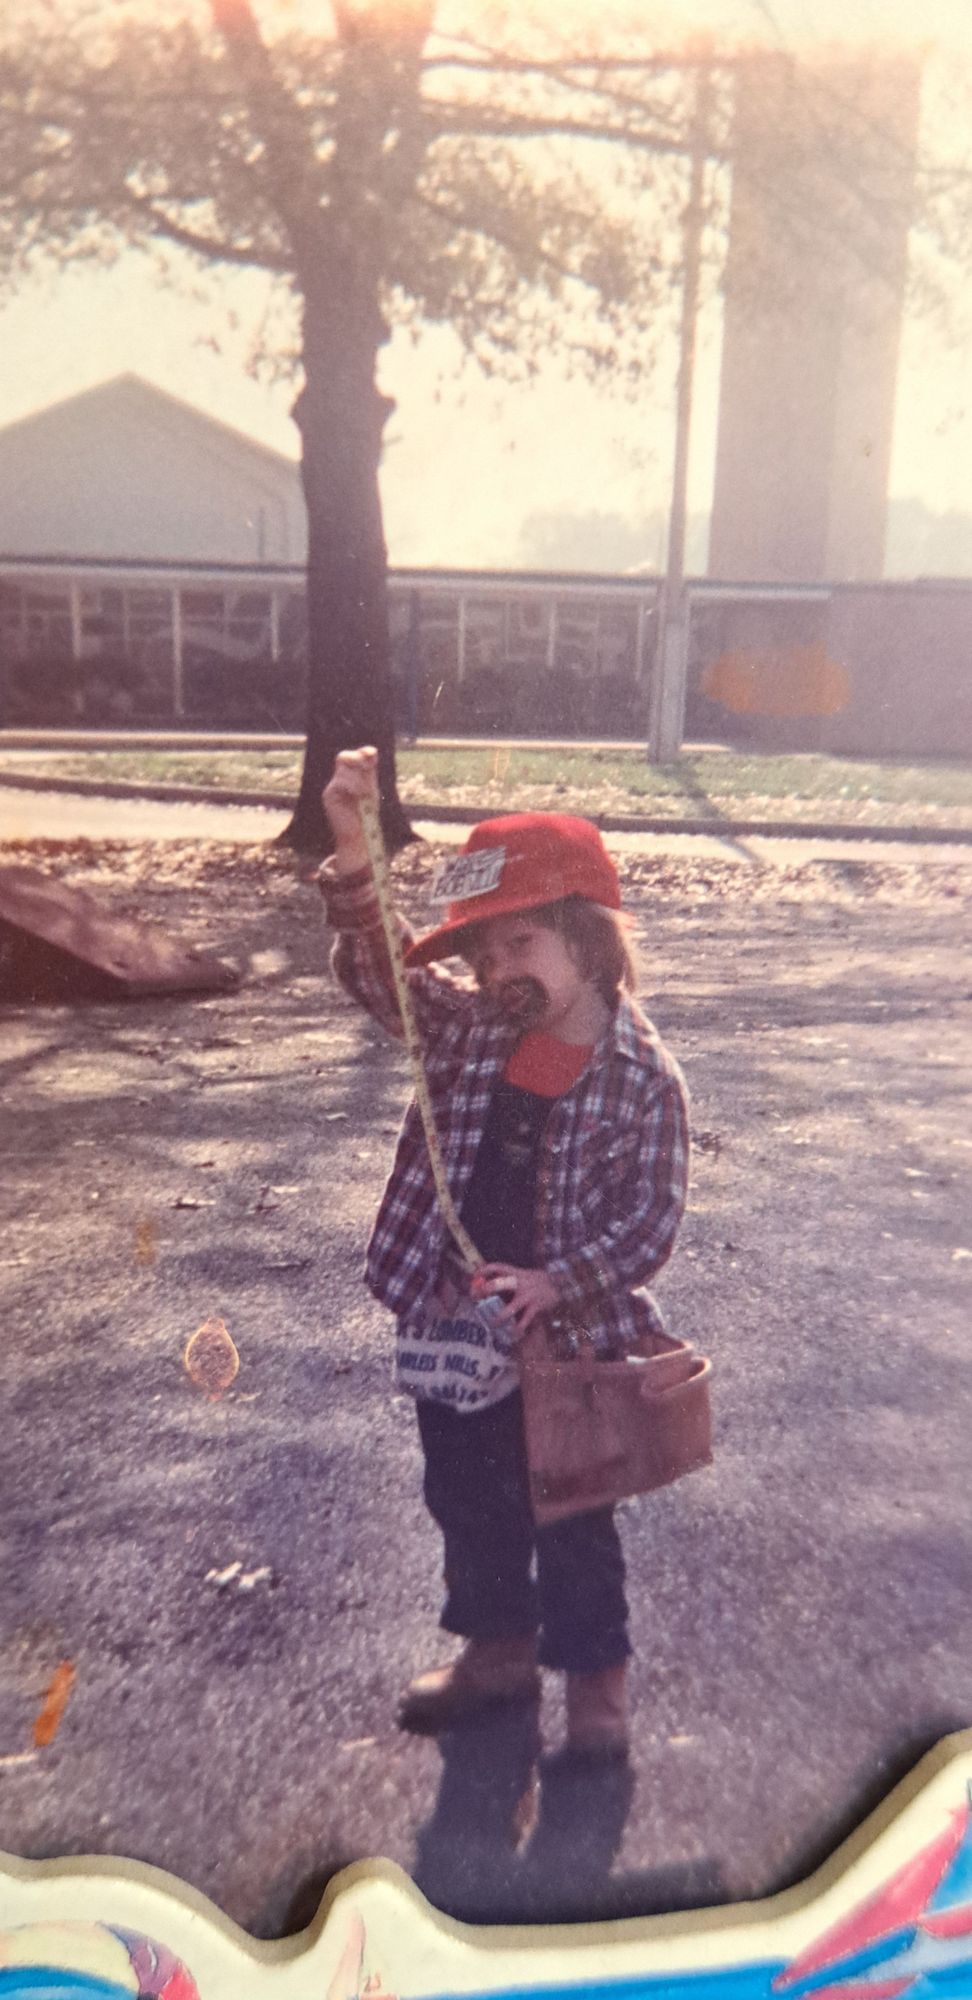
top-left (686, 585), bottom-right (972, 757)
top-left (823, 587), bottom-right (972, 756)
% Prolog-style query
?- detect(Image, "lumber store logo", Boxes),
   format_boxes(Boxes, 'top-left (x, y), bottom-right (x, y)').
top-left (432, 846), bottom-right (506, 906)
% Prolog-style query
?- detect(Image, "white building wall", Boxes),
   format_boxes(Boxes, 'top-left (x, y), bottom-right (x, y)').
top-left (0, 376), bottom-right (306, 565)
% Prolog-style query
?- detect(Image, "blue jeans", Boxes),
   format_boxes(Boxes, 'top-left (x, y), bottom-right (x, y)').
top-left (416, 1390), bottom-right (631, 1674)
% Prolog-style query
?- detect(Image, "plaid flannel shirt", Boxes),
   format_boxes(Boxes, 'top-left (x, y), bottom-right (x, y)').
top-left (320, 861), bottom-right (690, 1351)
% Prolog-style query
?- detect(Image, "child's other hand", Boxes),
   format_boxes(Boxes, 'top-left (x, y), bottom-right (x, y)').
top-left (323, 746), bottom-right (379, 865)
top-left (475, 1263), bottom-right (559, 1337)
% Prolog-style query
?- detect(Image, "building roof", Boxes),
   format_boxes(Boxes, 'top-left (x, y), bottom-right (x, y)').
top-left (0, 372), bottom-right (299, 474)
top-left (0, 372), bottom-right (304, 564)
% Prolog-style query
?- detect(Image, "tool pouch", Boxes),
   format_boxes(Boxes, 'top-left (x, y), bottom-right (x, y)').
top-left (518, 1318), bottom-right (712, 1525)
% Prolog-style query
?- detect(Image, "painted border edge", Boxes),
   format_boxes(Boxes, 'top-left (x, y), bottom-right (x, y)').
top-left (1, 1727), bottom-right (971, 1975)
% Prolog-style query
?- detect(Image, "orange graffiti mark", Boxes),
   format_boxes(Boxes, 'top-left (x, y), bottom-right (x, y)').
top-left (703, 644), bottom-right (850, 719)
top-left (183, 1315), bottom-right (240, 1399)
top-left (32, 1662), bottom-right (76, 1748)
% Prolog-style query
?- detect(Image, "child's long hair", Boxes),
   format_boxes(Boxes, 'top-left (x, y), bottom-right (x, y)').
top-left (533, 896), bottom-right (637, 1005)
top-left (463, 895), bottom-right (637, 1007)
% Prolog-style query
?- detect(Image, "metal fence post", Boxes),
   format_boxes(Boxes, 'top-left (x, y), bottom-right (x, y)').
top-left (649, 583), bottom-right (691, 762)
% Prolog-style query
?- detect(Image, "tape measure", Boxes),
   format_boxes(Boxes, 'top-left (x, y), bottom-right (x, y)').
top-left (358, 795), bottom-right (482, 1277)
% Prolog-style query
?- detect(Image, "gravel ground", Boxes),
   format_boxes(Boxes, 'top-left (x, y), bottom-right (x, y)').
top-left (2, 835), bottom-right (971, 1939)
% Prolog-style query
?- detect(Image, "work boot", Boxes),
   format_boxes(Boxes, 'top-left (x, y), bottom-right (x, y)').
top-left (561, 1664), bottom-right (630, 1761)
top-left (397, 1637), bottom-right (540, 1734)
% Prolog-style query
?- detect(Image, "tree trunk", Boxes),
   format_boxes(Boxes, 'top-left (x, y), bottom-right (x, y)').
top-left (279, 268), bottom-right (414, 856)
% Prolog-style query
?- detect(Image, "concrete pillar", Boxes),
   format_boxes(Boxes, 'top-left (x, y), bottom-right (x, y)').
top-left (709, 52), bottom-right (921, 583)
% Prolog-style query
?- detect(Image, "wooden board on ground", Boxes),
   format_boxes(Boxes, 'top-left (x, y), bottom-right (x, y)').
top-left (0, 864), bottom-right (239, 1001)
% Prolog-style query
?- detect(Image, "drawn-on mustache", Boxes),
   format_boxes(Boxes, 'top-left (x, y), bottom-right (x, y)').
top-left (490, 976), bottom-right (547, 1023)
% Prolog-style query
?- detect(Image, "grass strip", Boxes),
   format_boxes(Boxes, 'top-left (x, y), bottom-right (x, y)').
top-left (2, 745), bottom-right (971, 823)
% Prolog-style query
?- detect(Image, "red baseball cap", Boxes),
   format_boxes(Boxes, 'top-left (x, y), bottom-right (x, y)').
top-left (405, 812), bottom-right (621, 967)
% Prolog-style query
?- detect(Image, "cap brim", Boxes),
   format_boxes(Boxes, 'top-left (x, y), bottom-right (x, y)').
top-left (404, 885), bottom-right (548, 968)
top-left (404, 922), bottom-right (475, 968)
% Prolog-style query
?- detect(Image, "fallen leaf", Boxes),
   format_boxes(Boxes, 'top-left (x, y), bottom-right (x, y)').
top-left (32, 1662), bottom-right (76, 1748)
top-left (184, 1315), bottom-right (240, 1396)
top-left (134, 1217), bottom-right (158, 1268)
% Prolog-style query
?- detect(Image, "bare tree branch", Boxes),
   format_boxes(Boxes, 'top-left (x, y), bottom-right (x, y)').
top-left (209, 0), bottom-right (329, 261)
top-left (422, 104), bottom-right (694, 155)
top-left (126, 191), bottom-right (292, 274)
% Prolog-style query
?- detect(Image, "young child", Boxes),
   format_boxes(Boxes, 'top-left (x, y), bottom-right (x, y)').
top-left (321, 746), bottom-right (689, 1761)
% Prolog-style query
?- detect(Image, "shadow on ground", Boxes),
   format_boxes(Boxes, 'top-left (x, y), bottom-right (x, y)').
top-left (412, 1704), bottom-right (728, 1924)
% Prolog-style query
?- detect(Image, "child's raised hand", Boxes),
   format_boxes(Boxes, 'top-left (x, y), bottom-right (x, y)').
top-left (474, 1263), bottom-right (559, 1336)
top-left (323, 746), bottom-right (380, 865)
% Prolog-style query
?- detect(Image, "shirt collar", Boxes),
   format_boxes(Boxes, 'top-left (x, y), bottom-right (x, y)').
top-left (598, 991), bottom-right (651, 1066)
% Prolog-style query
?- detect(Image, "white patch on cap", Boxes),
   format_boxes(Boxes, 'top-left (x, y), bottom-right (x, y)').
top-left (431, 845), bottom-right (506, 907)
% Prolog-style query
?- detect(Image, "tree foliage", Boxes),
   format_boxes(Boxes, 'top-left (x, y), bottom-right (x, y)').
top-left (1, 3), bottom-right (699, 361)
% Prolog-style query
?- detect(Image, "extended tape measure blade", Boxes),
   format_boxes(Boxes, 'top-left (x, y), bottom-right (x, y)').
top-left (357, 798), bottom-right (480, 1275)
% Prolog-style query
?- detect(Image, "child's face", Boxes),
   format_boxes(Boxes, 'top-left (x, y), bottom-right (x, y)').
top-left (464, 910), bottom-right (596, 1038)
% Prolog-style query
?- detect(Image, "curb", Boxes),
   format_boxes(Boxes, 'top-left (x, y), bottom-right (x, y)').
top-left (0, 768), bottom-right (293, 813)
top-left (1, 766), bottom-right (970, 848)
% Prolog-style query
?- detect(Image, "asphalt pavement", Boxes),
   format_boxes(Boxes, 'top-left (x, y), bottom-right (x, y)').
top-left (3, 826), bottom-right (972, 1939)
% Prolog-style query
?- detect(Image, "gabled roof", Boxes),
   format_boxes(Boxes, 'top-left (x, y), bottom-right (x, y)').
top-left (0, 372), bottom-right (299, 477)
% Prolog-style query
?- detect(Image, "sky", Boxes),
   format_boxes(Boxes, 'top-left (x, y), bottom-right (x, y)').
top-left (1, 0), bottom-right (971, 569)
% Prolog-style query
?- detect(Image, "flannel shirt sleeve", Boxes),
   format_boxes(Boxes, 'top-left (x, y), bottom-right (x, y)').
top-left (545, 1067), bottom-right (690, 1311)
top-left (319, 859), bottom-right (476, 1042)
